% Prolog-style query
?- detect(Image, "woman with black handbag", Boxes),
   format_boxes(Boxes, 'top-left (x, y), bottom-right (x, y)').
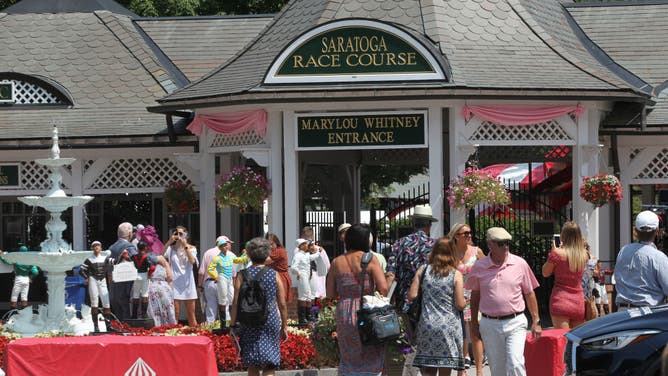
top-left (407, 237), bottom-right (466, 376)
top-left (326, 224), bottom-right (388, 376)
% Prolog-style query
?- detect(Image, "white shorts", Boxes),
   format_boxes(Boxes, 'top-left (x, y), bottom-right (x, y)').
top-left (296, 272), bottom-right (314, 301)
top-left (132, 275), bottom-right (150, 299)
top-left (595, 283), bottom-right (608, 305)
top-left (88, 278), bottom-right (110, 309)
top-left (216, 276), bottom-right (234, 306)
top-left (11, 275), bottom-right (30, 302)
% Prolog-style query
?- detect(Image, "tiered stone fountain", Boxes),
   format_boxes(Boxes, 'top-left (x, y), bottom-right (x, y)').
top-left (2, 125), bottom-right (95, 335)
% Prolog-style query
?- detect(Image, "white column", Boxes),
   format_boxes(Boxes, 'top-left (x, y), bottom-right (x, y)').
top-left (267, 110), bottom-right (284, 237)
top-left (283, 110), bottom-right (299, 264)
top-left (619, 167), bottom-right (632, 247)
top-left (198, 126), bottom-right (217, 251)
top-left (428, 106), bottom-right (444, 237)
top-left (220, 155), bottom-right (233, 239)
top-left (449, 103), bottom-right (471, 227)
top-left (70, 159), bottom-right (85, 250)
top-left (573, 108), bottom-right (601, 257)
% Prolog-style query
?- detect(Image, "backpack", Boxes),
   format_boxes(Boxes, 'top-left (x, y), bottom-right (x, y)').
top-left (236, 267), bottom-right (270, 327)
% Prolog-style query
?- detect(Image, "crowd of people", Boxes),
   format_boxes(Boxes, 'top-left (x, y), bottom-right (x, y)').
top-left (326, 207), bottom-right (666, 376)
top-left (3, 206), bottom-right (665, 376)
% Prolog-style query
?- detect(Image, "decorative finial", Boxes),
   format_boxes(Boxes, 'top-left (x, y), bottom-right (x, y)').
top-left (50, 124), bottom-right (60, 159)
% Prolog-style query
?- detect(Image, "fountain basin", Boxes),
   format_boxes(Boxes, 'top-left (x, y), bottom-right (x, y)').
top-left (18, 196), bottom-right (93, 213)
top-left (34, 157), bottom-right (76, 167)
top-left (1, 251), bottom-right (93, 273)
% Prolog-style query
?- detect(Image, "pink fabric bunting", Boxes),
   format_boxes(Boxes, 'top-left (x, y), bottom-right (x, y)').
top-left (462, 104), bottom-right (584, 126)
top-left (187, 110), bottom-right (267, 138)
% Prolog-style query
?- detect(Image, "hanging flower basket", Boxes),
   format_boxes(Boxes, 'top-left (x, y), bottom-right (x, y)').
top-left (164, 180), bottom-right (198, 214)
top-left (215, 167), bottom-right (270, 211)
top-left (446, 168), bottom-right (511, 210)
top-left (579, 174), bottom-right (622, 208)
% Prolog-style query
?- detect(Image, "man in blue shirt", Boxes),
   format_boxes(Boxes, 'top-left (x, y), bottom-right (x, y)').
top-left (614, 210), bottom-right (668, 309)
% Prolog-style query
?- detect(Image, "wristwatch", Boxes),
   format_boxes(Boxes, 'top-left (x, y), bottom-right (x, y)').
top-left (534, 320), bottom-right (542, 326)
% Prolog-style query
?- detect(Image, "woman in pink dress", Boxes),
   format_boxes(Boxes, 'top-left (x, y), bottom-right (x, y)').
top-left (449, 223), bottom-right (485, 375)
top-left (542, 221), bottom-right (588, 329)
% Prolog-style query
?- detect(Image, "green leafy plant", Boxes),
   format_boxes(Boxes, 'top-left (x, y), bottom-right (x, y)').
top-left (447, 168), bottom-right (511, 209)
top-left (164, 180), bottom-right (199, 214)
top-left (310, 300), bottom-right (340, 366)
top-left (580, 174), bottom-right (623, 208)
top-left (215, 167), bottom-right (270, 211)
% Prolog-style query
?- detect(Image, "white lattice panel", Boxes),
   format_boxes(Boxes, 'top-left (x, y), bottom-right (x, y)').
top-left (210, 130), bottom-right (265, 148)
top-left (636, 148), bottom-right (668, 179)
top-left (629, 148), bottom-right (643, 161)
top-left (89, 158), bottom-right (190, 189)
top-left (469, 120), bottom-right (572, 142)
top-left (18, 161), bottom-right (70, 190)
top-left (0, 79), bottom-right (65, 104)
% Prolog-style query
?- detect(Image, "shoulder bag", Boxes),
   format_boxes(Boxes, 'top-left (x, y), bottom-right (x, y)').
top-left (357, 252), bottom-right (401, 345)
top-left (406, 265), bottom-right (427, 331)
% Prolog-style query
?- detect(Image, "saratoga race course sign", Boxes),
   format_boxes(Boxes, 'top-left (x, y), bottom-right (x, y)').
top-left (265, 19), bottom-right (446, 84)
top-left (296, 111), bottom-right (427, 150)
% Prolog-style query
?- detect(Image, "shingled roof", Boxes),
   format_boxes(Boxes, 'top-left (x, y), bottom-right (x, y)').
top-left (567, 1), bottom-right (668, 127)
top-left (135, 15), bottom-right (274, 82)
top-left (155, 0), bottom-right (651, 108)
top-left (0, 8), bottom-right (184, 141)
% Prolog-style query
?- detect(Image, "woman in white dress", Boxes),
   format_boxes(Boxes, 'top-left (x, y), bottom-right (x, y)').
top-left (163, 226), bottom-right (198, 326)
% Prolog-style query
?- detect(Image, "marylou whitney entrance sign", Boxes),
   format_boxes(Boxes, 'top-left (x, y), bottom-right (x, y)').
top-left (296, 111), bottom-right (427, 150)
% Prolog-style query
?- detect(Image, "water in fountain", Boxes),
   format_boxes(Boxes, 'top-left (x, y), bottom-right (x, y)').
top-left (1, 125), bottom-right (98, 335)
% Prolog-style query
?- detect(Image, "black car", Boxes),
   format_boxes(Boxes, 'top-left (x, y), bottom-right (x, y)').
top-left (564, 304), bottom-right (668, 375)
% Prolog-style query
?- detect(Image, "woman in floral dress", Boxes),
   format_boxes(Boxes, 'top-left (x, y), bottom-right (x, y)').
top-left (408, 237), bottom-right (466, 376)
top-left (147, 254), bottom-right (175, 326)
top-left (326, 224), bottom-right (388, 376)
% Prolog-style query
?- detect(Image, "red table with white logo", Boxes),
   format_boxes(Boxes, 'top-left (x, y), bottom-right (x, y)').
top-left (4, 334), bottom-right (218, 375)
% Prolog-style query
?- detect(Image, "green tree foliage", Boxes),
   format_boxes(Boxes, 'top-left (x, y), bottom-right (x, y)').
top-left (0, 0), bottom-right (289, 16)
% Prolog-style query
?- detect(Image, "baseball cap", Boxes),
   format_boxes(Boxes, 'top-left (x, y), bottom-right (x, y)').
top-left (217, 235), bottom-right (234, 246)
top-left (486, 227), bottom-right (512, 241)
top-left (91, 240), bottom-right (102, 247)
top-left (635, 210), bottom-right (659, 231)
top-left (338, 223), bottom-right (352, 233)
top-left (296, 238), bottom-right (309, 247)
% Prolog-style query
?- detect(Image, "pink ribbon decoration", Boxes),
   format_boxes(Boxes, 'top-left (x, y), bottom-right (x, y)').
top-left (462, 104), bottom-right (584, 126)
top-left (187, 110), bottom-right (268, 138)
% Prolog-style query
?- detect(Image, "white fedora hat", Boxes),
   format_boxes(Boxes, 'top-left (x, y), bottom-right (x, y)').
top-left (410, 205), bottom-right (438, 222)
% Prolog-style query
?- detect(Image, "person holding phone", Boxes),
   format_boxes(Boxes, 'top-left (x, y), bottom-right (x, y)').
top-left (164, 225), bottom-right (198, 326)
top-left (542, 222), bottom-right (588, 329)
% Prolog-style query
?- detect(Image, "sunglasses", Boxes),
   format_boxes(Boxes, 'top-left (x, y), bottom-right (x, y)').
top-left (496, 241), bottom-right (511, 247)
top-left (457, 231), bottom-right (472, 237)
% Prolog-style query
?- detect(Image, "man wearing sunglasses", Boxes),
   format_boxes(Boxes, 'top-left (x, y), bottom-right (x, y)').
top-left (465, 227), bottom-right (541, 376)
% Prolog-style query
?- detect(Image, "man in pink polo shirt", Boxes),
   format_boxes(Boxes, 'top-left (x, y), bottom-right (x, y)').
top-left (465, 227), bottom-right (542, 376)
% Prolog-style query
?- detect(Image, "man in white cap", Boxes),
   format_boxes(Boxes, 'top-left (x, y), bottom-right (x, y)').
top-left (79, 240), bottom-right (112, 332)
top-left (466, 227), bottom-right (541, 376)
top-left (614, 210), bottom-right (668, 309)
top-left (208, 235), bottom-right (237, 328)
top-left (338, 223), bottom-right (351, 253)
top-left (289, 238), bottom-right (324, 325)
top-left (386, 205), bottom-right (437, 313)
top-left (198, 235), bottom-right (231, 323)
